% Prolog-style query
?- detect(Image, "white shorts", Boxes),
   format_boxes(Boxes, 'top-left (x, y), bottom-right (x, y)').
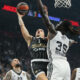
top-left (47, 59), bottom-right (71, 80)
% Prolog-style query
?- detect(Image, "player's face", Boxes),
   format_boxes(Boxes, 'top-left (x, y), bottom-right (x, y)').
top-left (35, 29), bottom-right (45, 38)
top-left (11, 59), bottom-right (20, 67)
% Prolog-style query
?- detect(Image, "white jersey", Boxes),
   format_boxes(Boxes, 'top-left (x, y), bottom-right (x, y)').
top-left (10, 70), bottom-right (28, 80)
top-left (75, 68), bottom-right (80, 80)
top-left (47, 31), bottom-right (70, 62)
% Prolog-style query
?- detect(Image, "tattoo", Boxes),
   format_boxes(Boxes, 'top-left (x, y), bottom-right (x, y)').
top-left (3, 71), bottom-right (11, 80)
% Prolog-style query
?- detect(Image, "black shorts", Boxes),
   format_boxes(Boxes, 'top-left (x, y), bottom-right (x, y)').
top-left (31, 59), bottom-right (49, 78)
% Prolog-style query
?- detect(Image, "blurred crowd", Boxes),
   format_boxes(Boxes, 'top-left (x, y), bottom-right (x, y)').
top-left (0, 31), bottom-right (31, 79)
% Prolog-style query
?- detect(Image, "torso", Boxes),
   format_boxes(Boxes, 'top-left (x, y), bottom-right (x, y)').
top-left (47, 31), bottom-right (70, 62)
top-left (10, 70), bottom-right (28, 80)
top-left (29, 37), bottom-right (48, 61)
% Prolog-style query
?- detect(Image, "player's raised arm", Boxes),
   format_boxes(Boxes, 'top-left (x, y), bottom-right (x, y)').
top-left (69, 39), bottom-right (78, 46)
top-left (37, 0), bottom-right (56, 34)
top-left (17, 12), bottom-right (32, 46)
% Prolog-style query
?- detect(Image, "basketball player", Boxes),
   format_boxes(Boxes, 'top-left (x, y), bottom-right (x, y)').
top-left (36, 0), bottom-right (80, 80)
top-left (71, 68), bottom-right (80, 80)
top-left (17, 7), bottom-right (49, 80)
top-left (3, 58), bottom-right (31, 80)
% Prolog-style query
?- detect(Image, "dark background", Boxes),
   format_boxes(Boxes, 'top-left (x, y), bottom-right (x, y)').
top-left (0, 0), bottom-right (80, 77)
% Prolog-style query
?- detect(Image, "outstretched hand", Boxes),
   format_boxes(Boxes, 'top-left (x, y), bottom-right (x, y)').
top-left (70, 39), bottom-right (78, 46)
top-left (16, 11), bottom-right (25, 18)
top-left (73, 40), bottom-right (78, 44)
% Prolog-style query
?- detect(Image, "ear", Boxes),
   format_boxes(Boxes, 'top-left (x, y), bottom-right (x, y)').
top-left (11, 61), bottom-right (13, 67)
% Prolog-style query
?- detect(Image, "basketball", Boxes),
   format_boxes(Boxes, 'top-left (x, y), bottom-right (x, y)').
top-left (17, 2), bottom-right (29, 15)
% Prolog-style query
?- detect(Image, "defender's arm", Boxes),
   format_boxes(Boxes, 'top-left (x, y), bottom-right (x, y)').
top-left (37, 0), bottom-right (56, 35)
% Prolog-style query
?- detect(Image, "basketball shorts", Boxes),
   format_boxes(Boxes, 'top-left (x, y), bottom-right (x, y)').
top-left (47, 58), bottom-right (71, 80)
top-left (31, 59), bottom-right (49, 78)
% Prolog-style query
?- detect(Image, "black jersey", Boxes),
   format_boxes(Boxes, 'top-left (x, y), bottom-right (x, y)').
top-left (29, 37), bottom-right (48, 60)
top-left (29, 37), bottom-right (49, 76)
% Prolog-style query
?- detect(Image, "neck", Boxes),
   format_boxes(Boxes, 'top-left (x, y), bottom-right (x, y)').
top-left (13, 67), bottom-right (21, 73)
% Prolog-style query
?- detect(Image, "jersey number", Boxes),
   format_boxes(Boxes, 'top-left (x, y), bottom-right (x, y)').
top-left (56, 41), bottom-right (67, 54)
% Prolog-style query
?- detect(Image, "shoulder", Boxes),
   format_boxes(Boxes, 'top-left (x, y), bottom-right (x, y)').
top-left (22, 71), bottom-right (30, 76)
top-left (26, 72), bottom-right (31, 80)
top-left (22, 70), bottom-right (26, 74)
top-left (6, 70), bottom-right (12, 75)
top-left (54, 31), bottom-right (62, 38)
top-left (57, 31), bottom-right (69, 40)
top-left (53, 31), bottom-right (62, 37)
top-left (5, 70), bottom-right (12, 77)
top-left (26, 72), bottom-right (31, 77)
top-left (48, 31), bottom-right (61, 40)
top-left (57, 31), bottom-right (62, 34)
top-left (3, 70), bottom-right (12, 80)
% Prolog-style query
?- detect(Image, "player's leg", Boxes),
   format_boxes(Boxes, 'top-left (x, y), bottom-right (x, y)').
top-left (47, 59), bottom-right (67, 80)
top-left (36, 72), bottom-right (48, 80)
top-left (47, 63), bottom-right (53, 80)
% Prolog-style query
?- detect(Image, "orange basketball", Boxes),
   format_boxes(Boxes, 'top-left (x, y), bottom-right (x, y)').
top-left (17, 2), bottom-right (29, 15)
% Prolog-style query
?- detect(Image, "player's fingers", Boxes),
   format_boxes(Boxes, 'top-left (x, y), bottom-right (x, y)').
top-left (17, 11), bottom-right (24, 18)
top-left (16, 10), bottom-right (20, 16)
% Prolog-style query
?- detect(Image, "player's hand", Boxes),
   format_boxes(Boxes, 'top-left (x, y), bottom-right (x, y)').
top-left (43, 5), bottom-right (48, 15)
top-left (74, 41), bottom-right (78, 44)
top-left (71, 40), bottom-right (78, 44)
top-left (38, 5), bottom-right (48, 15)
top-left (69, 39), bottom-right (78, 46)
top-left (16, 11), bottom-right (24, 18)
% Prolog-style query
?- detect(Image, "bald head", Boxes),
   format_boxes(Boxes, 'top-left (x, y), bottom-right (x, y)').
top-left (11, 58), bottom-right (20, 68)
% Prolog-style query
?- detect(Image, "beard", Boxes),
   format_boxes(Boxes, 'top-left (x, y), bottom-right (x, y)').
top-left (15, 63), bottom-right (22, 68)
top-left (36, 34), bottom-right (40, 37)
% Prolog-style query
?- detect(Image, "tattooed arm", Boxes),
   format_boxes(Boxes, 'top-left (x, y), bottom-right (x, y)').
top-left (3, 71), bottom-right (12, 80)
top-left (37, 0), bottom-right (57, 36)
